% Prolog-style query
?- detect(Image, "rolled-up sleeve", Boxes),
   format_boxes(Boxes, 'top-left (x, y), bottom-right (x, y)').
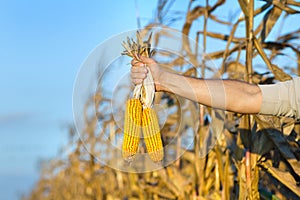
top-left (258, 77), bottom-right (300, 119)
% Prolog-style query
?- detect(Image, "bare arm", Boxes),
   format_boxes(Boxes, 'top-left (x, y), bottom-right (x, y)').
top-left (131, 57), bottom-right (262, 114)
top-left (158, 71), bottom-right (262, 113)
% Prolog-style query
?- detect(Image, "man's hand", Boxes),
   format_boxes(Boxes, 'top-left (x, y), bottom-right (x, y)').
top-left (130, 56), bottom-right (164, 91)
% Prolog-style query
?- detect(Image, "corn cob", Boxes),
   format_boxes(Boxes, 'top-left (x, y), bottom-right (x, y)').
top-left (122, 31), bottom-right (164, 163)
top-left (142, 108), bottom-right (164, 162)
top-left (122, 98), bottom-right (142, 162)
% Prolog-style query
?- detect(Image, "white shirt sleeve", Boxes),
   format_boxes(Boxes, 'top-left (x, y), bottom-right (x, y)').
top-left (258, 77), bottom-right (300, 119)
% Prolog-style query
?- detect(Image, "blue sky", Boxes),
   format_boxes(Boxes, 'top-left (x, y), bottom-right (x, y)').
top-left (0, 1), bottom-right (156, 199)
top-left (0, 0), bottom-right (299, 199)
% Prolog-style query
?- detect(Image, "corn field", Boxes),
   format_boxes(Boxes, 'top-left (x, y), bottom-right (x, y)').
top-left (23, 0), bottom-right (300, 199)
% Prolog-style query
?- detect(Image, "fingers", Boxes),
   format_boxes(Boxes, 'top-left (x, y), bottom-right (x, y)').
top-left (131, 78), bottom-right (143, 85)
top-left (131, 65), bottom-right (148, 85)
top-left (131, 55), bottom-right (156, 66)
top-left (139, 56), bottom-right (156, 64)
top-left (130, 56), bottom-right (155, 85)
top-left (131, 59), bottom-right (143, 67)
top-left (131, 65), bottom-right (148, 73)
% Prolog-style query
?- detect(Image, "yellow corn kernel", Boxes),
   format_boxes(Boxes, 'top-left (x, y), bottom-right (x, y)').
top-left (122, 99), bottom-right (142, 162)
top-left (142, 108), bottom-right (164, 162)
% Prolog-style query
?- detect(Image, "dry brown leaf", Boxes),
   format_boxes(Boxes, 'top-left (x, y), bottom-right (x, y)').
top-left (261, 6), bottom-right (282, 42)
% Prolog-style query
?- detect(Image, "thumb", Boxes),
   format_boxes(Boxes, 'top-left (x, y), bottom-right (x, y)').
top-left (139, 56), bottom-right (156, 65)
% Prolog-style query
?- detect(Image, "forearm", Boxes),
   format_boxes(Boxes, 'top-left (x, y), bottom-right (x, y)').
top-left (158, 71), bottom-right (262, 114)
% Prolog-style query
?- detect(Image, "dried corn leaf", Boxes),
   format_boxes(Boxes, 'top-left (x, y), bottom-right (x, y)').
top-left (286, 0), bottom-right (300, 6)
top-left (277, 28), bottom-right (300, 42)
top-left (221, 2), bottom-right (272, 70)
top-left (256, 116), bottom-right (300, 177)
top-left (260, 160), bottom-right (300, 197)
top-left (238, 0), bottom-right (249, 17)
top-left (264, 0), bottom-right (300, 14)
top-left (252, 129), bottom-right (274, 164)
top-left (208, 14), bottom-right (231, 25)
top-left (197, 31), bottom-right (244, 43)
top-left (224, 61), bottom-right (245, 80)
top-left (261, 6), bottom-right (282, 42)
top-left (208, 44), bottom-right (242, 60)
top-left (253, 36), bottom-right (292, 81)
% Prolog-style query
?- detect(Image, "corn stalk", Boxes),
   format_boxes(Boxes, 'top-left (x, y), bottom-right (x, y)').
top-left (23, 1), bottom-right (300, 200)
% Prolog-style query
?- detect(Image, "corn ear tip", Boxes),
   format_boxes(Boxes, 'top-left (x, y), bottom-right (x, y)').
top-left (148, 151), bottom-right (164, 163)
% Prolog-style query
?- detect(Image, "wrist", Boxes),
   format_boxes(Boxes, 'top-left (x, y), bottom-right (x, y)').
top-left (155, 69), bottom-right (169, 92)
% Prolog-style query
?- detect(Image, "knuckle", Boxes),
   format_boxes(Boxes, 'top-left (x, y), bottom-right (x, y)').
top-left (131, 67), bottom-right (137, 73)
top-left (131, 59), bottom-right (137, 66)
top-left (133, 79), bottom-right (140, 85)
